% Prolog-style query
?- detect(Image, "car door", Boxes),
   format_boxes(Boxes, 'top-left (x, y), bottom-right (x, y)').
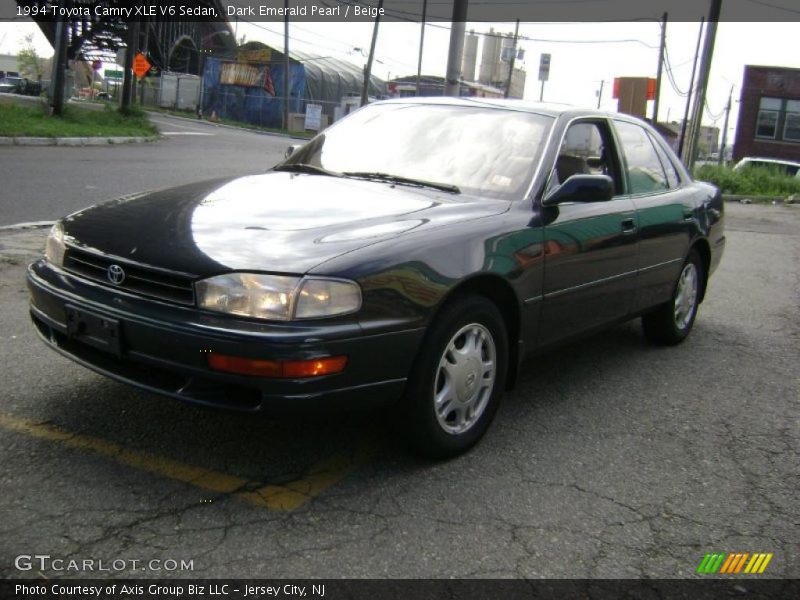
top-left (612, 119), bottom-right (694, 313)
top-left (537, 119), bottom-right (639, 346)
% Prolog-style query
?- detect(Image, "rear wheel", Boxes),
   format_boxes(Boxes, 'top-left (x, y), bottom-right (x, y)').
top-left (402, 295), bottom-right (508, 458)
top-left (642, 249), bottom-right (704, 345)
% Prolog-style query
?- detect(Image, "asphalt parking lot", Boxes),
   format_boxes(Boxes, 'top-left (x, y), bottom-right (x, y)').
top-left (0, 202), bottom-right (797, 579)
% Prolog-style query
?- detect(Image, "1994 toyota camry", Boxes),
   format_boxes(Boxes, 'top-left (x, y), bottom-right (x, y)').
top-left (28, 98), bottom-right (725, 457)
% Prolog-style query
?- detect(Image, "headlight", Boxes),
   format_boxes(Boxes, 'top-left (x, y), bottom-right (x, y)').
top-left (44, 221), bottom-right (66, 266)
top-left (195, 273), bottom-right (361, 321)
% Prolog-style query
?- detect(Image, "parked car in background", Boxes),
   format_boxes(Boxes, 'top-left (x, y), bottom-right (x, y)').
top-left (28, 98), bottom-right (725, 457)
top-left (0, 76), bottom-right (41, 96)
top-left (733, 156), bottom-right (800, 178)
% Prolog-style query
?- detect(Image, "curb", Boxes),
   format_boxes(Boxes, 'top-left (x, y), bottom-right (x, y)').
top-left (145, 110), bottom-right (311, 141)
top-left (722, 194), bottom-right (799, 205)
top-left (0, 135), bottom-right (159, 146)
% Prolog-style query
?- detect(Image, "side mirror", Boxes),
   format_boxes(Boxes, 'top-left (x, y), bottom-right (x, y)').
top-left (285, 144), bottom-right (303, 159)
top-left (542, 174), bottom-right (614, 206)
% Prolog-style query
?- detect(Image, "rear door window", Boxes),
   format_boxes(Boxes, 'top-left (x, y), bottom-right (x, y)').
top-left (614, 120), bottom-right (669, 195)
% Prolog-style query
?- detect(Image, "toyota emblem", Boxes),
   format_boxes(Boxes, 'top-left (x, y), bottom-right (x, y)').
top-left (107, 264), bottom-right (126, 285)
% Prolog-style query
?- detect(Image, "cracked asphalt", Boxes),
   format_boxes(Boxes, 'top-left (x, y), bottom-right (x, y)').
top-left (0, 118), bottom-right (797, 579)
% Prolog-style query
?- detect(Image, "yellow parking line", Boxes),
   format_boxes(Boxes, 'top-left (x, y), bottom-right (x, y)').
top-left (0, 412), bottom-right (365, 511)
top-left (239, 448), bottom-right (370, 511)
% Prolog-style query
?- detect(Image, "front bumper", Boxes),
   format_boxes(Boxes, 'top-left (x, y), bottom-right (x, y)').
top-left (27, 260), bottom-right (424, 413)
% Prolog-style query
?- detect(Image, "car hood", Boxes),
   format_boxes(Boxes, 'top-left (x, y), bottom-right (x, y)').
top-left (62, 172), bottom-right (509, 277)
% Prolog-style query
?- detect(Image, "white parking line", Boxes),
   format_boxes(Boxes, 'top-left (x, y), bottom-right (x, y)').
top-left (0, 221), bottom-right (55, 231)
top-left (161, 132), bottom-right (214, 136)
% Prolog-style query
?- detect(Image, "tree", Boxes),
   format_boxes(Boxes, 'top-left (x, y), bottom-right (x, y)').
top-left (17, 34), bottom-right (44, 82)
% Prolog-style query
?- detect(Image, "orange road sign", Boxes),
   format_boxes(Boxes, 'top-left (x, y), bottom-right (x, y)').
top-left (132, 53), bottom-right (151, 80)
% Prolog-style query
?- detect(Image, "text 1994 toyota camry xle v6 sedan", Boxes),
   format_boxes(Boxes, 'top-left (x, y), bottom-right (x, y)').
top-left (28, 98), bottom-right (725, 457)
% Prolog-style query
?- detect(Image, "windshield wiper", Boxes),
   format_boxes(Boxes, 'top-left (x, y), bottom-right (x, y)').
top-left (342, 171), bottom-right (460, 194)
top-left (274, 163), bottom-right (342, 177)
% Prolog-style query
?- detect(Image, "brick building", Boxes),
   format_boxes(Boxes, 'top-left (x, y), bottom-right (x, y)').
top-left (733, 65), bottom-right (800, 162)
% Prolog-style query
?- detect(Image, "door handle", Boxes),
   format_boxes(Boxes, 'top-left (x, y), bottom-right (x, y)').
top-left (621, 218), bottom-right (637, 234)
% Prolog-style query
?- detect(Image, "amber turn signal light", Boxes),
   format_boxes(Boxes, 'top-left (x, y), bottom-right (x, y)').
top-left (208, 353), bottom-right (347, 378)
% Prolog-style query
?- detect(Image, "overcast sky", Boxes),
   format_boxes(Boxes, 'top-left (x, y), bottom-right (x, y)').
top-left (1, 18), bottom-right (797, 143)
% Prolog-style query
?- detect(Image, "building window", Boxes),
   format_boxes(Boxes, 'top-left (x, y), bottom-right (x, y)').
top-left (784, 100), bottom-right (800, 142)
top-left (756, 97), bottom-right (781, 139)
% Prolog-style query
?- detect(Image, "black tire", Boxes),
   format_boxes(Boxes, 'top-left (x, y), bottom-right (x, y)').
top-left (642, 248), bottom-right (705, 345)
top-left (402, 294), bottom-right (508, 459)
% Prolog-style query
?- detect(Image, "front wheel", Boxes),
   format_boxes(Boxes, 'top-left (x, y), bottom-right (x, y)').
top-left (642, 249), bottom-right (704, 345)
top-left (402, 295), bottom-right (508, 458)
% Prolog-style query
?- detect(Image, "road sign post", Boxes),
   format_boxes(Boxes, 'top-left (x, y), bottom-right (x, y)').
top-left (133, 53), bottom-right (151, 81)
top-left (538, 53), bottom-right (551, 102)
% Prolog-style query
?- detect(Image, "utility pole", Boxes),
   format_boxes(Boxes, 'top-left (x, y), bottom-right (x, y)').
top-left (120, 19), bottom-right (139, 112)
top-left (49, 0), bottom-right (69, 116)
top-left (444, 0), bottom-right (468, 97)
top-left (139, 17), bottom-right (149, 106)
top-left (361, 0), bottom-right (383, 106)
top-left (652, 12), bottom-right (668, 124)
top-left (416, 0), bottom-right (427, 96)
top-left (718, 85), bottom-right (733, 165)
top-left (503, 19), bottom-right (520, 99)
top-left (677, 17), bottom-right (704, 160)
top-left (283, 0), bottom-right (290, 130)
top-left (686, 0), bottom-right (722, 170)
top-left (596, 80), bottom-right (604, 109)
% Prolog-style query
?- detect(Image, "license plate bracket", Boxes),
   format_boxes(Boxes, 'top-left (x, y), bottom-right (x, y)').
top-left (65, 305), bottom-right (123, 357)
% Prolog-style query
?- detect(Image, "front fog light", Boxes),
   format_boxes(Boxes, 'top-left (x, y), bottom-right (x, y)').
top-left (45, 222), bottom-right (66, 266)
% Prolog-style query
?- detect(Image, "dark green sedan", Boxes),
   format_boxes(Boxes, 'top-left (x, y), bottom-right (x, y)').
top-left (28, 98), bottom-right (725, 457)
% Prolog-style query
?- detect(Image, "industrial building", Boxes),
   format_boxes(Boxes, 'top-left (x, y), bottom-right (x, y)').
top-left (388, 28), bottom-right (526, 101)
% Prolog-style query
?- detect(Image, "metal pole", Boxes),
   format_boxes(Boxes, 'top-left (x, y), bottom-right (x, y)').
top-left (283, 0), bottom-right (290, 130)
top-left (503, 19), bottom-right (520, 99)
top-left (677, 17), bottom-right (704, 159)
top-left (539, 80), bottom-right (545, 102)
top-left (652, 12), bottom-right (667, 123)
top-left (596, 80), bottom-right (604, 109)
top-left (415, 0), bottom-right (427, 96)
top-left (361, 0), bottom-right (383, 106)
top-left (718, 85), bottom-right (733, 165)
top-left (444, 0), bottom-right (468, 97)
top-left (686, 0), bottom-right (722, 171)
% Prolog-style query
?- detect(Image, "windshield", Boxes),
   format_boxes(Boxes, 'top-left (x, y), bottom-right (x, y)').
top-left (280, 103), bottom-right (553, 200)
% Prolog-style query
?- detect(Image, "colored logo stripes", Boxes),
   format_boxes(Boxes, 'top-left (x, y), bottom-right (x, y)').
top-left (697, 552), bottom-right (773, 574)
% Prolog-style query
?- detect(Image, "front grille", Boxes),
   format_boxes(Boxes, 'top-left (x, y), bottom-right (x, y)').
top-left (63, 248), bottom-right (196, 306)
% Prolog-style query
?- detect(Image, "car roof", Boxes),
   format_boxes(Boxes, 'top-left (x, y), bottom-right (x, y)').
top-left (373, 96), bottom-right (639, 122)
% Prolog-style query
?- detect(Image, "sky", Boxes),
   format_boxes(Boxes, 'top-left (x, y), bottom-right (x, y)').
top-left (1, 18), bottom-right (797, 146)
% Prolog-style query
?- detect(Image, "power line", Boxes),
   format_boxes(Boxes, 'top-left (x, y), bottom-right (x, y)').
top-left (743, 0), bottom-right (800, 15)
top-left (662, 45), bottom-right (689, 97)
